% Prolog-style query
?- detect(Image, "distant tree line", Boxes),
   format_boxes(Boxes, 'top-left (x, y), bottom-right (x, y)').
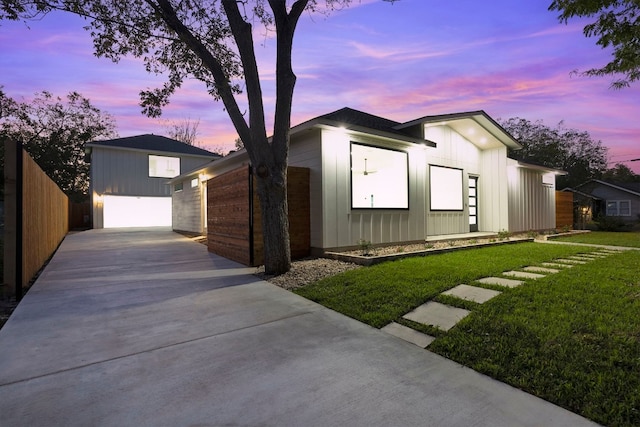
top-left (499, 117), bottom-right (639, 188)
top-left (0, 88), bottom-right (117, 202)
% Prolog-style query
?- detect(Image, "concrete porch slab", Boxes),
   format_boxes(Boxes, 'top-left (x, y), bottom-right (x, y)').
top-left (442, 284), bottom-right (502, 304)
top-left (477, 277), bottom-right (524, 288)
top-left (381, 322), bottom-right (435, 348)
top-left (403, 302), bottom-right (471, 331)
top-left (503, 271), bottom-right (546, 280)
top-left (524, 266), bottom-right (560, 274)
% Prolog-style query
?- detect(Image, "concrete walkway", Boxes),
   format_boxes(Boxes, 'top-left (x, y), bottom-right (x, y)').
top-left (0, 228), bottom-right (599, 426)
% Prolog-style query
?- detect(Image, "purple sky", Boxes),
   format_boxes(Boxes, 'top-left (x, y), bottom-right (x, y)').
top-left (2, 0), bottom-right (639, 172)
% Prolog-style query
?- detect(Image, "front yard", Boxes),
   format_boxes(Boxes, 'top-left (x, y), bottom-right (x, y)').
top-left (295, 242), bottom-right (640, 427)
top-left (552, 230), bottom-right (640, 247)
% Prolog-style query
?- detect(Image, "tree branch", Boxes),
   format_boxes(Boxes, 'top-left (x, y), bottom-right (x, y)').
top-left (146, 0), bottom-right (251, 142)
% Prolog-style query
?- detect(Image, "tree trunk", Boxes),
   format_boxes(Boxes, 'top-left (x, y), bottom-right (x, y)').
top-left (254, 161), bottom-right (291, 275)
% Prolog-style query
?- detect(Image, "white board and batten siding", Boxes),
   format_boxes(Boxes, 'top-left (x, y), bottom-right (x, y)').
top-left (424, 126), bottom-right (510, 236)
top-left (288, 130), bottom-right (324, 249)
top-left (507, 160), bottom-right (556, 232)
top-left (172, 180), bottom-right (204, 234)
top-left (318, 128), bottom-right (427, 249)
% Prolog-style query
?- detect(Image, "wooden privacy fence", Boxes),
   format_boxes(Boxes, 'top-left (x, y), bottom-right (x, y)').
top-left (207, 165), bottom-right (310, 266)
top-left (3, 140), bottom-right (69, 299)
top-left (555, 190), bottom-right (573, 230)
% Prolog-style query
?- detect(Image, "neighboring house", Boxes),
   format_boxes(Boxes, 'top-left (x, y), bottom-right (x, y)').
top-left (86, 134), bottom-right (219, 228)
top-left (564, 179), bottom-right (640, 224)
top-left (170, 107), bottom-right (564, 262)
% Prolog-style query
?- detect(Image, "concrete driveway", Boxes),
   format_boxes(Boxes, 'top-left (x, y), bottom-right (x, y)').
top-left (0, 228), bottom-right (598, 426)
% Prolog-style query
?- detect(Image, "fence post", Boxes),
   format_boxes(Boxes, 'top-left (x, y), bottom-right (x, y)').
top-left (3, 139), bottom-right (23, 300)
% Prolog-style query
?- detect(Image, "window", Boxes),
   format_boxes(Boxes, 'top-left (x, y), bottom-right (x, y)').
top-left (606, 200), bottom-right (631, 216)
top-left (430, 165), bottom-right (463, 211)
top-left (174, 182), bottom-right (183, 192)
top-left (149, 155), bottom-right (180, 178)
top-left (351, 143), bottom-right (408, 209)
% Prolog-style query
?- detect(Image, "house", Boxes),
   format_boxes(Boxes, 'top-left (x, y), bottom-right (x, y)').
top-left (563, 179), bottom-right (640, 225)
top-left (169, 107), bottom-right (564, 265)
top-left (86, 134), bottom-right (219, 228)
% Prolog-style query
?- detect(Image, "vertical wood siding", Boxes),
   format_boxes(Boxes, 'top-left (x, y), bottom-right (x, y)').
top-left (555, 191), bottom-right (574, 229)
top-left (507, 165), bottom-right (556, 232)
top-left (4, 141), bottom-right (68, 297)
top-left (206, 165), bottom-right (310, 266)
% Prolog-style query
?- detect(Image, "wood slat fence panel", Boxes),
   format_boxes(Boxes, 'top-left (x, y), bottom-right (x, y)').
top-left (3, 140), bottom-right (69, 299)
top-left (555, 191), bottom-right (574, 229)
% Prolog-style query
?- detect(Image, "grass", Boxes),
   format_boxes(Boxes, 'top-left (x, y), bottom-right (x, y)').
top-left (554, 230), bottom-right (640, 248)
top-left (295, 243), bottom-right (640, 426)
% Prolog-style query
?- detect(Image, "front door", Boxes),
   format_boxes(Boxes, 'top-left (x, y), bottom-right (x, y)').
top-left (469, 176), bottom-right (478, 232)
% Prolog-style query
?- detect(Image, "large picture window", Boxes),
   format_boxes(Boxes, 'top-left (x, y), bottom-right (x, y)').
top-left (149, 155), bottom-right (180, 178)
top-left (430, 165), bottom-right (463, 211)
top-left (351, 143), bottom-right (408, 209)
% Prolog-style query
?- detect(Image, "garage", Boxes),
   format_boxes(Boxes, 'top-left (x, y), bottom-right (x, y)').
top-left (102, 195), bottom-right (172, 228)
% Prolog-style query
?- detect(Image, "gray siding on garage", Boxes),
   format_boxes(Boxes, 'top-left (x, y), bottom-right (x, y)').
top-left (172, 182), bottom-right (204, 233)
top-left (90, 146), bottom-right (215, 229)
top-left (91, 147), bottom-right (213, 197)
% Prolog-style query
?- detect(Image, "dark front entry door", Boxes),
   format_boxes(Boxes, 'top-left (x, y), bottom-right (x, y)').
top-left (469, 176), bottom-right (478, 232)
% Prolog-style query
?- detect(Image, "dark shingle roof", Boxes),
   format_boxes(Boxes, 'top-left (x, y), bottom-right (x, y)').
top-left (88, 134), bottom-right (219, 157)
top-left (317, 107), bottom-right (402, 133)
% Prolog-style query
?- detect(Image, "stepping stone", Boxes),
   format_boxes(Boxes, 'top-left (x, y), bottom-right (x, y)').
top-left (524, 266), bottom-right (560, 274)
top-left (503, 271), bottom-right (546, 279)
top-left (477, 277), bottom-right (524, 288)
top-left (442, 284), bottom-right (501, 304)
top-left (403, 301), bottom-right (470, 331)
top-left (578, 254), bottom-right (606, 259)
top-left (554, 258), bottom-right (587, 264)
top-left (598, 249), bottom-right (621, 254)
top-left (381, 322), bottom-right (435, 348)
top-left (542, 262), bottom-right (573, 268)
top-left (569, 256), bottom-right (596, 261)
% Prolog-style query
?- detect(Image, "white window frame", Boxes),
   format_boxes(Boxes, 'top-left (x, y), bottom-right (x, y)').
top-left (350, 142), bottom-right (409, 209)
top-left (429, 165), bottom-right (464, 211)
top-left (606, 200), bottom-right (631, 217)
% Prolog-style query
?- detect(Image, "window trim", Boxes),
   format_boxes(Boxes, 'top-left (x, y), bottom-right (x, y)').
top-left (149, 154), bottom-right (181, 178)
top-left (429, 164), bottom-right (464, 212)
top-left (606, 200), bottom-right (632, 217)
top-left (350, 142), bottom-right (409, 210)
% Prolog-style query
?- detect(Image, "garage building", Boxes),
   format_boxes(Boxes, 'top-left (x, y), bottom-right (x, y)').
top-left (86, 134), bottom-right (218, 228)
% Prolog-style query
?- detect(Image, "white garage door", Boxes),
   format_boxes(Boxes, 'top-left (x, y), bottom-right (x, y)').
top-left (103, 195), bottom-right (172, 228)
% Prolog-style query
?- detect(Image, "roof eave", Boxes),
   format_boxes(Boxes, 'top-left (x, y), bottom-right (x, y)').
top-left (395, 110), bottom-right (522, 150)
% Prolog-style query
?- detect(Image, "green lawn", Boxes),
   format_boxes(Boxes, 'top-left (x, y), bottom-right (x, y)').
top-left (553, 231), bottom-right (640, 248)
top-left (296, 243), bottom-right (640, 426)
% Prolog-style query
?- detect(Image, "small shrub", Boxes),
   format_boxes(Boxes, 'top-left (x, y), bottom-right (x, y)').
top-left (526, 230), bottom-right (538, 238)
top-left (396, 247), bottom-right (404, 253)
top-left (497, 230), bottom-right (511, 241)
top-left (358, 239), bottom-right (373, 256)
top-left (595, 215), bottom-right (631, 232)
top-left (469, 239), bottom-right (478, 244)
top-left (424, 243), bottom-right (434, 250)
top-left (561, 224), bottom-right (572, 233)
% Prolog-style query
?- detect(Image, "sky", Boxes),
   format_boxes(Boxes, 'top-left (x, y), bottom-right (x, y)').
top-left (1, 0), bottom-right (639, 172)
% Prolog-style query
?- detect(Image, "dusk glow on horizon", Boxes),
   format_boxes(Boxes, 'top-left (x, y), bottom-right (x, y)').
top-left (1, 0), bottom-right (639, 172)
